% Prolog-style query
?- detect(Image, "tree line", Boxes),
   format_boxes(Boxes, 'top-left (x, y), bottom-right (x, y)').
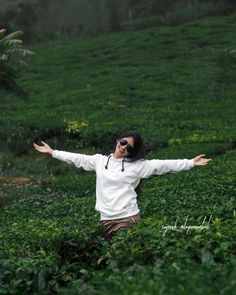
top-left (0, 0), bottom-right (236, 43)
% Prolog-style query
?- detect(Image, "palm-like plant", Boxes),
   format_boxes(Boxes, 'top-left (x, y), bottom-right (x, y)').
top-left (0, 28), bottom-right (34, 97)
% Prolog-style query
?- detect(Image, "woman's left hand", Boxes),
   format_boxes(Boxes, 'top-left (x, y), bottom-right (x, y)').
top-left (193, 154), bottom-right (212, 166)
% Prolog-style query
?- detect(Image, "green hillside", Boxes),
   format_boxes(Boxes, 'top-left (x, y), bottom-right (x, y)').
top-left (1, 13), bottom-right (236, 154)
top-left (0, 12), bottom-right (236, 294)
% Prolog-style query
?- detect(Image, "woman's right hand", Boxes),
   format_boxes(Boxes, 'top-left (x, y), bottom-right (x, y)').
top-left (33, 141), bottom-right (54, 155)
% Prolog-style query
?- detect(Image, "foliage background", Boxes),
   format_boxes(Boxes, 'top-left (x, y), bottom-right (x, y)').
top-left (1, 0), bottom-right (236, 42)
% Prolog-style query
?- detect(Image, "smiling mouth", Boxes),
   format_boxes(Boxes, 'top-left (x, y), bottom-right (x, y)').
top-left (119, 146), bottom-right (126, 153)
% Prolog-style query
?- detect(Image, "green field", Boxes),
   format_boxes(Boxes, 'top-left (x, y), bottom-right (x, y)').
top-left (0, 12), bottom-right (236, 294)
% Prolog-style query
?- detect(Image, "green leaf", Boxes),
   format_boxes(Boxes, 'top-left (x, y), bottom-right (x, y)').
top-left (2, 31), bottom-right (24, 41)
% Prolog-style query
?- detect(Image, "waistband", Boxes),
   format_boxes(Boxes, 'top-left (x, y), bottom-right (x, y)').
top-left (100, 212), bottom-right (141, 223)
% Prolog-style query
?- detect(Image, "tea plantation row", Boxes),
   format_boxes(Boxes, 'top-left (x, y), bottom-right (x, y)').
top-left (0, 14), bottom-right (236, 155)
top-left (0, 142), bottom-right (235, 294)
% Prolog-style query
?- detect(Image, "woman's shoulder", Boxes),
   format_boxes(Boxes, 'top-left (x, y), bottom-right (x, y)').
top-left (93, 153), bottom-right (108, 160)
top-left (132, 158), bottom-right (148, 166)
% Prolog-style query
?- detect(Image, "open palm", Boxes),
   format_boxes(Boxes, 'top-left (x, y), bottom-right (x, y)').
top-left (193, 154), bottom-right (212, 166)
top-left (33, 141), bottom-right (54, 155)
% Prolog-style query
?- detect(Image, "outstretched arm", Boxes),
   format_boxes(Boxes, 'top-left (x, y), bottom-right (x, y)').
top-left (138, 154), bottom-right (212, 179)
top-left (33, 141), bottom-right (98, 171)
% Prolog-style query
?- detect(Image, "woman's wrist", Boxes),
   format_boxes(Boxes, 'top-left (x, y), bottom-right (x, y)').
top-left (49, 149), bottom-right (54, 155)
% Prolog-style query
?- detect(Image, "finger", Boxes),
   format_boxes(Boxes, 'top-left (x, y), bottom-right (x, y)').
top-left (203, 160), bottom-right (211, 165)
top-left (206, 159), bottom-right (212, 162)
top-left (197, 154), bottom-right (206, 158)
top-left (34, 144), bottom-right (43, 151)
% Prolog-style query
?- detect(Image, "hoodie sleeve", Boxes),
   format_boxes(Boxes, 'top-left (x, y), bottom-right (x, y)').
top-left (52, 150), bottom-right (99, 171)
top-left (138, 158), bottom-right (195, 179)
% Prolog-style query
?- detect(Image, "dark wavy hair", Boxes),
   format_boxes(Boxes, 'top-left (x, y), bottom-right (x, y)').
top-left (116, 131), bottom-right (146, 162)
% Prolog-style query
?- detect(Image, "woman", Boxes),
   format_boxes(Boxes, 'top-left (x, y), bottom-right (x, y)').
top-left (33, 131), bottom-right (212, 241)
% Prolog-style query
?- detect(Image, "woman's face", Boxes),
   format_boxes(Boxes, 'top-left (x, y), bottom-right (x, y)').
top-left (114, 136), bottom-right (134, 158)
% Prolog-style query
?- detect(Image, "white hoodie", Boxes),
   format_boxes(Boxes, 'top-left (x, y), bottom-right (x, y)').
top-left (52, 150), bottom-right (195, 220)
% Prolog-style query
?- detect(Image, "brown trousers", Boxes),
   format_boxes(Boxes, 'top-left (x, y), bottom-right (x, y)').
top-left (100, 213), bottom-right (141, 241)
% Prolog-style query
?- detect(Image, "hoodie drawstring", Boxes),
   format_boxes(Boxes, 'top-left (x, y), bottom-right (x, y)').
top-left (121, 159), bottom-right (125, 172)
top-left (105, 155), bottom-right (112, 169)
top-left (105, 155), bottom-right (126, 172)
